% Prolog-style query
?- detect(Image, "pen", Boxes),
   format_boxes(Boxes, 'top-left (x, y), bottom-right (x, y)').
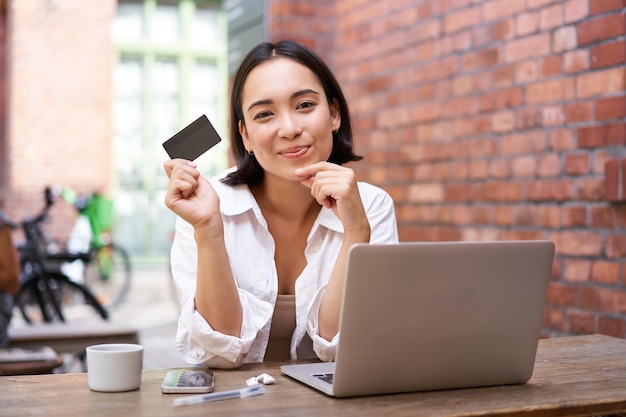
top-left (173, 385), bottom-right (265, 407)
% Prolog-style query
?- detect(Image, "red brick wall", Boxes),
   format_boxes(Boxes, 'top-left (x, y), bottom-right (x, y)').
top-left (3, 0), bottom-right (116, 238)
top-left (267, 0), bottom-right (626, 338)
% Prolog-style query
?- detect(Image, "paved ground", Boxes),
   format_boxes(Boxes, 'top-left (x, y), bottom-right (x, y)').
top-left (106, 266), bottom-right (189, 369)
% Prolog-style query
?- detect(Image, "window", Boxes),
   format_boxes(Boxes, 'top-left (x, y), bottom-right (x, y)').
top-left (113, 0), bottom-right (228, 262)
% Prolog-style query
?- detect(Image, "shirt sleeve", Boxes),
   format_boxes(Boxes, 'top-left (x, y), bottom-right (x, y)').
top-left (171, 216), bottom-right (273, 368)
top-left (305, 184), bottom-right (399, 362)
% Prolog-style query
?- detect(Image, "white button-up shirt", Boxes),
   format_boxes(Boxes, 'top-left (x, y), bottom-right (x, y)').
top-left (170, 170), bottom-right (399, 369)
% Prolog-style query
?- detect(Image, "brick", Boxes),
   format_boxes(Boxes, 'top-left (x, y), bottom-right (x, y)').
top-left (565, 0), bottom-right (589, 22)
top-left (546, 282), bottom-right (576, 307)
top-left (493, 65), bottom-right (515, 87)
top-left (480, 87), bottom-right (523, 111)
top-left (593, 150), bottom-right (613, 175)
top-left (563, 49), bottom-right (590, 73)
top-left (553, 25), bottom-right (578, 52)
top-left (527, 0), bottom-right (560, 9)
top-left (491, 110), bottom-right (516, 132)
top-left (527, 179), bottom-right (575, 201)
top-left (564, 153), bottom-right (590, 175)
top-left (516, 108), bottom-right (540, 129)
top-left (444, 184), bottom-right (478, 201)
top-left (544, 307), bottom-right (568, 333)
top-left (462, 48), bottom-right (499, 70)
top-left (577, 13), bottom-right (626, 46)
top-left (570, 310), bottom-right (596, 334)
top-left (606, 234), bottom-right (626, 258)
top-left (537, 205), bottom-right (560, 227)
top-left (516, 11), bottom-right (539, 35)
top-left (576, 68), bottom-right (626, 98)
top-left (604, 158), bottom-right (622, 201)
top-left (538, 153), bottom-right (562, 177)
top-left (541, 55), bottom-right (563, 77)
top-left (501, 131), bottom-right (549, 154)
top-left (366, 76), bottom-right (391, 92)
top-left (591, 260), bottom-right (620, 284)
top-left (578, 178), bottom-right (605, 200)
top-left (408, 183), bottom-right (444, 203)
top-left (595, 95), bottom-right (626, 120)
top-left (512, 156), bottom-right (537, 177)
top-left (550, 231), bottom-right (603, 255)
top-left (481, 181), bottom-right (523, 201)
top-left (452, 31), bottom-right (473, 52)
top-left (590, 0), bottom-right (625, 15)
top-left (578, 123), bottom-right (626, 148)
top-left (500, 229), bottom-right (546, 240)
top-left (599, 317), bottom-right (626, 338)
top-left (591, 40), bottom-right (626, 69)
top-left (512, 205), bottom-right (536, 225)
top-left (562, 205), bottom-right (588, 227)
top-left (591, 206), bottom-right (618, 228)
top-left (489, 158), bottom-right (511, 178)
top-left (550, 129), bottom-right (576, 151)
top-left (579, 287), bottom-right (626, 313)
top-left (505, 33), bottom-right (552, 62)
top-left (469, 160), bottom-right (488, 179)
top-left (566, 101), bottom-right (593, 123)
top-left (515, 60), bottom-right (540, 83)
top-left (444, 5), bottom-right (481, 33)
top-left (540, 4), bottom-right (564, 30)
top-left (541, 105), bottom-right (566, 126)
top-left (482, 0), bottom-right (526, 21)
top-left (526, 78), bottom-right (575, 103)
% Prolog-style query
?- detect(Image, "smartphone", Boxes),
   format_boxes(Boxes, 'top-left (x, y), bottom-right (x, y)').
top-left (161, 370), bottom-right (215, 394)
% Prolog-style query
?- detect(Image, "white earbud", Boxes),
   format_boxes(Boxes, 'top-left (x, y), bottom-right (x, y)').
top-left (246, 373), bottom-right (276, 386)
top-left (258, 373), bottom-right (275, 384)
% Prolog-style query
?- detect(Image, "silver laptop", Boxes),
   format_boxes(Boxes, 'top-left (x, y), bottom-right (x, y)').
top-left (281, 240), bottom-right (555, 398)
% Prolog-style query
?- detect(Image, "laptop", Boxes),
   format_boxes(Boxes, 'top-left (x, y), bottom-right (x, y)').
top-left (281, 240), bottom-right (555, 398)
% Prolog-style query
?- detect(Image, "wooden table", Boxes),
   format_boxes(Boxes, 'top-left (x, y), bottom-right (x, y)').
top-left (1, 334), bottom-right (626, 417)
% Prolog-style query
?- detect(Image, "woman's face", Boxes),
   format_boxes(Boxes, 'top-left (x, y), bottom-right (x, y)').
top-left (239, 57), bottom-right (340, 182)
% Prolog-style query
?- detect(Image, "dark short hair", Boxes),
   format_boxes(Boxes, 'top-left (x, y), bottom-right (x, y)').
top-left (222, 40), bottom-right (362, 186)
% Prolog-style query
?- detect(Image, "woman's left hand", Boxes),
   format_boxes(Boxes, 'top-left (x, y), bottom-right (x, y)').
top-left (295, 162), bottom-right (369, 237)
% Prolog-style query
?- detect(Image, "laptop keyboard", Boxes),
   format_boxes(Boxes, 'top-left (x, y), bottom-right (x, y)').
top-left (313, 372), bottom-right (334, 384)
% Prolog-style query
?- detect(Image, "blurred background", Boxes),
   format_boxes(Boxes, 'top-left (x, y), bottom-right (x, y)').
top-left (0, 0), bottom-right (625, 341)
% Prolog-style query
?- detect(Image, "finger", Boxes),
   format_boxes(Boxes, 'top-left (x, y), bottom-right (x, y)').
top-left (294, 161), bottom-right (342, 178)
top-left (163, 159), bottom-right (197, 178)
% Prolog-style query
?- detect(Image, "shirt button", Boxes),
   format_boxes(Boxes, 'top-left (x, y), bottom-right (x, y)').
top-left (312, 244), bottom-right (321, 253)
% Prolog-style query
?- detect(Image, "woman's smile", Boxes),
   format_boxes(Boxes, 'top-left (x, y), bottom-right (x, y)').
top-left (279, 146), bottom-right (310, 159)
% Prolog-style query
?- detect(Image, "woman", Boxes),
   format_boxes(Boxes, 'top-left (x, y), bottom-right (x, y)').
top-left (164, 40), bottom-right (398, 368)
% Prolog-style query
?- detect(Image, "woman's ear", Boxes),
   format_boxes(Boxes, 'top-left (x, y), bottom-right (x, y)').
top-left (330, 98), bottom-right (341, 133)
top-left (239, 120), bottom-right (251, 152)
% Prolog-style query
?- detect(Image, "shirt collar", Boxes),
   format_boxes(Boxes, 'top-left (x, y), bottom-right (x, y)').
top-left (214, 172), bottom-right (344, 233)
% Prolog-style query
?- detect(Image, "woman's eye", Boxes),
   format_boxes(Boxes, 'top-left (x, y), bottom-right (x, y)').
top-left (253, 111), bottom-right (272, 120)
top-left (297, 101), bottom-right (316, 110)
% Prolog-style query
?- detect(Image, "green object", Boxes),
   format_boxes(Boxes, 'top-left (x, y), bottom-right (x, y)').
top-left (82, 194), bottom-right (114, 247)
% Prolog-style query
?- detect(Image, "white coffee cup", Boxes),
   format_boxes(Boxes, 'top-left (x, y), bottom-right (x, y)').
top-left (86, 343), bottom-right (144, 392)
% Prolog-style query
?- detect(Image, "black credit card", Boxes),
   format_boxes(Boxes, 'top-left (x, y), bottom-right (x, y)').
top-left (162, 114), bottom-right (222, 161)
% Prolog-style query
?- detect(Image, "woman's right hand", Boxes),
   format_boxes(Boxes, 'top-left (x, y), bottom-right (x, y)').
top-left (163, 159), bottom-right (221, 231)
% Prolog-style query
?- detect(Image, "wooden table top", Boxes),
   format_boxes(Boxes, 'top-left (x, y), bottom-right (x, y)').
top-left (1, 334), bottom-right (626, 417)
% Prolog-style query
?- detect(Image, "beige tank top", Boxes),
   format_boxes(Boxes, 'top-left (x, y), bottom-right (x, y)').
top-left (264, 294), bottom-right (296, 361)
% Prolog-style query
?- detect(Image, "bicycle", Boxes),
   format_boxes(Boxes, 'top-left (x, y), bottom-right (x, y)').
top-left (46, 186), bottom-right (132, 311)
top-left (1, 188), bottom-right (108, 324)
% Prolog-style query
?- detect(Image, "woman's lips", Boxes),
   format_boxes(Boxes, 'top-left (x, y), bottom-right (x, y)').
top-left (280, 146), bottom-right (309, 158)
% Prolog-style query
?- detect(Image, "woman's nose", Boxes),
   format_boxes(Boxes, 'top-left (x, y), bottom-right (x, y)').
top-left (278, 114), bottom-right (303, 139)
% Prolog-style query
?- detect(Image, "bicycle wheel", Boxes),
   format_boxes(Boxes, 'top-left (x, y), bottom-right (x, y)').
top-left (15, 272), bottom-right (108, 324)
top-left (84, 243), bottom-right (131, 310)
